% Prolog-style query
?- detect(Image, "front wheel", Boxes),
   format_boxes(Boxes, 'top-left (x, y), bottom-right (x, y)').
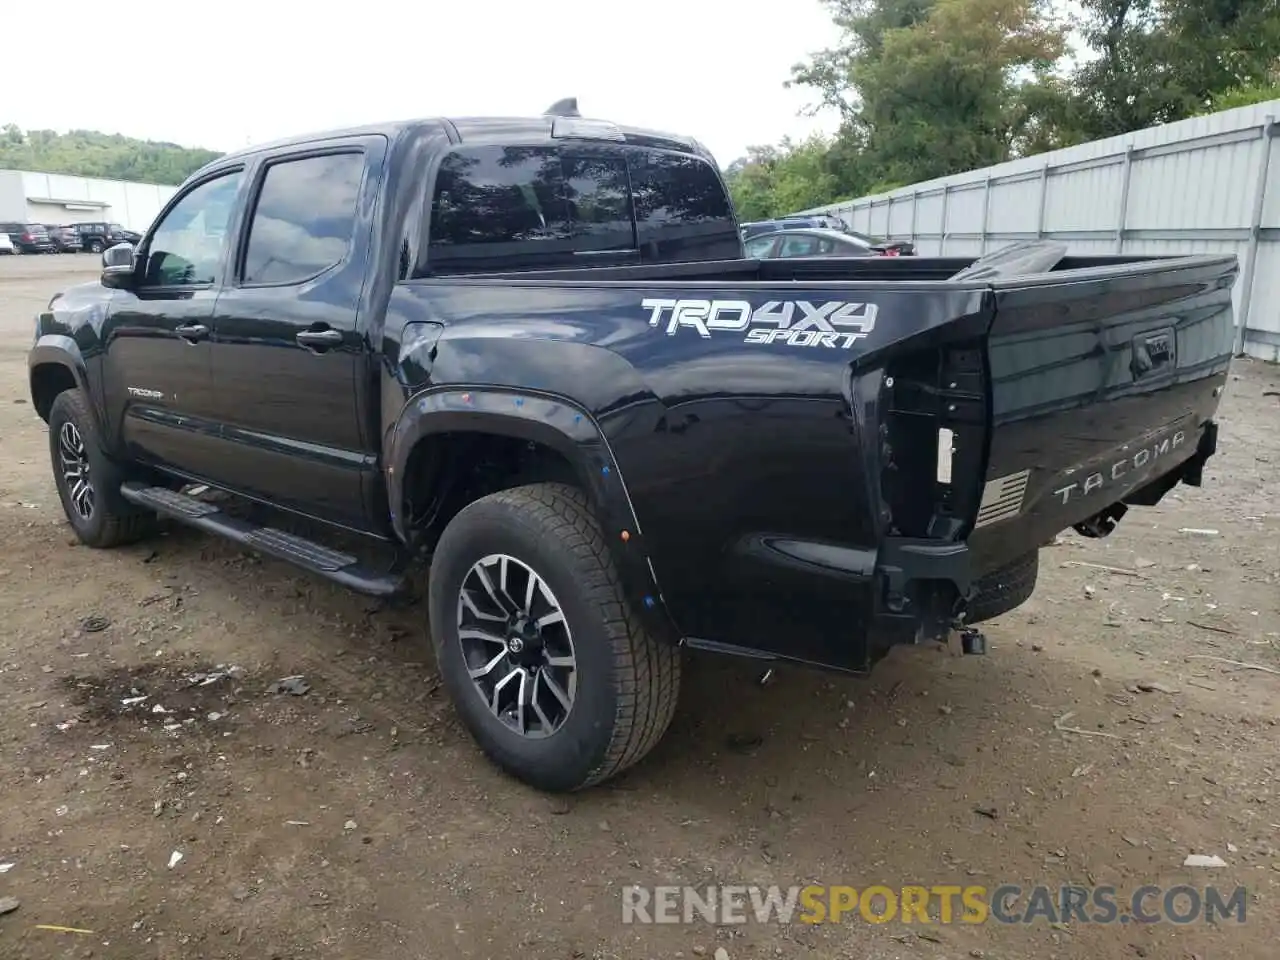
top-left (47, 389), bottom-right (155, 548)
top-left (427, 482), bottom-right (681, 792)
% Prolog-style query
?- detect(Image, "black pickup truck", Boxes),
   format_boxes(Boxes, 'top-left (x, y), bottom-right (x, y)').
top-left (28, 102), bottom-right (1237, 792)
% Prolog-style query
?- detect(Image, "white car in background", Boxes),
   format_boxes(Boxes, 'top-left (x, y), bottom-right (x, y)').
top-left (0, 233), bottom-right (14, 255)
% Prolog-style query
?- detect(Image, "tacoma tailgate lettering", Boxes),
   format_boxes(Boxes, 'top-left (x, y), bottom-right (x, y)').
top-left (1052, 429), bottom-right (1187, 505)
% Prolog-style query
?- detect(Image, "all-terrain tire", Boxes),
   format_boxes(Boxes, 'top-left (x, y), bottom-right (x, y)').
top-left (427, 482), bottom-right (681, 792)
top-left (966, 550), bottom-right (1039, 624)
top-left (47, 388), bottom-right (155, 548)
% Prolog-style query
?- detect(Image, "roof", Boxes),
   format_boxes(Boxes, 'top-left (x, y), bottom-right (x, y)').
top-left (211, 115), bottom-right (705, 168)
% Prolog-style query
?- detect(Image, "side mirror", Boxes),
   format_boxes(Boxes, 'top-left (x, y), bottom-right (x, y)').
top-left (102, 242), bottom-right (134, 268)
top-left (101, 243), bottom-right (136, 290)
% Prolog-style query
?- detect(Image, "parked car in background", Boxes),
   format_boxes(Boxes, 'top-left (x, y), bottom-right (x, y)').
top-left (0, 222), bottom-right (56, 253)
top-left (844, 231), bottom-right (915, 256)
top-left (744, 227), bottom-right (910, 259)
top-left (44, 226), bottom-right (84, 253)
top-left (68, 222), bottom-right (140, 253)
top-left (0, 233), bottom-right (14, 254)
top-left (739, 216), bottom-right (846, 240)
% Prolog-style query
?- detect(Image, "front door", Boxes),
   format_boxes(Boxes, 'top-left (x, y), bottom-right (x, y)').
top-left (207, 143), bottom-right (382, 531)
top-left (101, 167), bottom-right (247, 480)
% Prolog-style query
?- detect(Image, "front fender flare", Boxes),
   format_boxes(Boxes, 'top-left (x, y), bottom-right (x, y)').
top-left (29, 335), bottom-right (95, 423)
top-left (387, 386), bottom-right (679, 644)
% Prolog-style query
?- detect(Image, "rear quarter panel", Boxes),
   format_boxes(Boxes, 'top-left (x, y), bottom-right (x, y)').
top-left (393, 277), bottom-right (990, 668)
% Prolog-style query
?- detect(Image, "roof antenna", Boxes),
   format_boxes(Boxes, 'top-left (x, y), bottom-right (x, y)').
top-left (544, 97), bottom-right (581, 118)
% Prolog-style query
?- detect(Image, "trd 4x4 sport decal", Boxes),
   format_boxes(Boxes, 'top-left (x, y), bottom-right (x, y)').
top-left (641, 298), bottom-right (878, 349)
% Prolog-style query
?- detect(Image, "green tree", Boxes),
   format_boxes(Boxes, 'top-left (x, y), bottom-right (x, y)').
top-left (789, 0), bottom-right (938, 120)
top-left (1204, 77), bottom-right (1280, 112)
top-left (1067, 0), bottom-right (1280, 139)
top-left (0, 126), bottom-right (222, 185)
top-left (768, 0), bottom-right (1278, 219)
top-left (726, 136), bottom-right (849, 220)
top-left (792, 0), bottom-right (1067, 187)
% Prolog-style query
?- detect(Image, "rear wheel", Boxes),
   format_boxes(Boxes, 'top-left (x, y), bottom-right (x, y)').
top-left (86, 239), bottom-right (103, 254)
top-left (428, 482), bottom-right (681, 792)
top-left (966, 550), bottom-right (1039, 624)
top-left (47, 389), bottom-right (155, 548)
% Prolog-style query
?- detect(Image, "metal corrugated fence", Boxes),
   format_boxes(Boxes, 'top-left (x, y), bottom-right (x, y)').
top-left (794, 101), bottom-right (1280, 360)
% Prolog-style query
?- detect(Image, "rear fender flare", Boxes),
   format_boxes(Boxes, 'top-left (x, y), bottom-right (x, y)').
top-left (387, 386), bottom-right (679, 643)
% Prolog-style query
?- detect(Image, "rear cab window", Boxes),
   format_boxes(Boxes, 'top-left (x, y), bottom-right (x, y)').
top-left (428, 145), bottom-right (637, 274)
top-left (424, 141), bottom-right (739, 274)
top-left (627, 150), bottom-right (740, 263)
top-left (429, 146), bottom-right (571, 273)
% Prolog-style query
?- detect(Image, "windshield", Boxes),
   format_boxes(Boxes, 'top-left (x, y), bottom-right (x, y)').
top-left (109, 222), bottom-right (126, 233)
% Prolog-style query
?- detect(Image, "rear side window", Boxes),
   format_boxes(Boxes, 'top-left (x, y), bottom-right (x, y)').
top-left (425, 144), bottom-right (739, 272)
top-left (627, 151), bottom-right (740, 263)
top-left (242, 152), bottom-right (365, 286)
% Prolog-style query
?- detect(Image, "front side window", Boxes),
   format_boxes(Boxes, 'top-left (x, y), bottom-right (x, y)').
top-left (142, 170), bottom-right (244, 287)
top-left (242, 152), bottom-right (365, 285)
top-left (744, 236), bottom-right (776, 258)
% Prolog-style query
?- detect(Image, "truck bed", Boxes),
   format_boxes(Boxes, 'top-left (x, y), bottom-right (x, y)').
top-left (393, 251), bottom-right (1237, 671)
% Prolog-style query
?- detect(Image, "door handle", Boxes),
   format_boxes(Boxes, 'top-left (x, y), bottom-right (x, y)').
top-left (175, 323), bottom-right (209, 342)
top-left (296, 328), bottom-right (343, 349)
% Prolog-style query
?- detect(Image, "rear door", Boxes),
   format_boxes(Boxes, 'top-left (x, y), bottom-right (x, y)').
top-left (967, 256), bottom-right (1238, 574)
top-left (207, 140), bottom-right (383, 530)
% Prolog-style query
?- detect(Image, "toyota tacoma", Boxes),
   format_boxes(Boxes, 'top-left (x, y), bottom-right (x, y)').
top-left (28, 101), bottom-right (1236, 791)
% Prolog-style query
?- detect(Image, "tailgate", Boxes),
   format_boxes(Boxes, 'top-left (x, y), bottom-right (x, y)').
top-left (967, 255), bottom-right (1237, 572)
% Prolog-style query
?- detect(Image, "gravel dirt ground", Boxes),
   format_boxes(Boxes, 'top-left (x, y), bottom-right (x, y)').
top-left (0, 255), bottom-right (1277, 960)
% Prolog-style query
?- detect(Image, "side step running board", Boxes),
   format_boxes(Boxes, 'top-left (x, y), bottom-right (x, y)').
top-left (119, 483), bottom-right (405, 597)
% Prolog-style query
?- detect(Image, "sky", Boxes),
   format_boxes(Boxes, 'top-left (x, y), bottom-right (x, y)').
top-left (5, 0), bottom-right (848, 166)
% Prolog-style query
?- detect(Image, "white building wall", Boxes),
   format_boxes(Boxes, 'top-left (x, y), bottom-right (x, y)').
top-left (10, 170), bottom-right (179, 233)
top-left (0, 171), bottom-right (27, 221)
top-left (795, 100), bottom-right (1280, 361)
